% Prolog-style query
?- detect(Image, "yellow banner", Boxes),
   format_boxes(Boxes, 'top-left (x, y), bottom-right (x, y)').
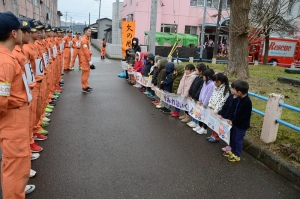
top-left (121, 21), bottom-right (136, 57)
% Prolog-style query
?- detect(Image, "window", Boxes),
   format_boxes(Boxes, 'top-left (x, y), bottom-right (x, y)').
top-left (185, 26), bottom-right (197, 35)
top-left (34, 0), bottom-right (39, 7)
top-left (190, 0), bottom-right (197, 6)
top-left (288, 0), bottom-right (295, 15)
top-left (161, 24), bottom-right (177, 33)
top-left (190, 0), bottom-right (231, 9)
top-left (212, 0), bottom-right (219, 9)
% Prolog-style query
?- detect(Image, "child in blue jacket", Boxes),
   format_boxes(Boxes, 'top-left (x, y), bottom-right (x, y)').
top-left (160, 62), bottom-right (175, 113)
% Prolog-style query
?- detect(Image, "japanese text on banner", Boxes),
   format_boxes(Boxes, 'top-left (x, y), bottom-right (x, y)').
top-left (121, 21), bottom-right (136, 57)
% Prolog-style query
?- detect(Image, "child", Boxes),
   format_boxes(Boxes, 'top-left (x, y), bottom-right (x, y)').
top-left (218, 80), bottom-right (240, 152)
top-left (160, 62), bottom-right (175, 113)
top-left (223, 80), bottom-right (252, 162)
top-left (196, 69), bottom-right (215, 134)
top-left (169, 64), bottom-right (185, 116)
top-left (155, 59), bottom-right (168, 109)
top-left (172, 64), bottom-right (196, 120)
top-left (127, 52), bottom-right (136, 85)
top-left (207, 73), bottom-right (230, 143)
top-left (143, 53), bottom-right (155, 96)
top-left (132, 52), bottom-right (145, 88)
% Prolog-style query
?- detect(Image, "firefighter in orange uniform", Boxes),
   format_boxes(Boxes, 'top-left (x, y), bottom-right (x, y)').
top-left (71, 32), bottom-right (82, 70)
top-left (100, 38), bottom-right (106, 59)
top-left (63, 30), bottom-right (72, 71)
top-left (0, 11), bottom-right (32, 199)
top-left (80, 27), bottom-right (93, 93)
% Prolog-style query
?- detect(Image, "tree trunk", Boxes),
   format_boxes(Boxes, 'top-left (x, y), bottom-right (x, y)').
top-left (263, 29), bottom-right (270, 65)
top-left (226, 0), bottom-right (251, 80)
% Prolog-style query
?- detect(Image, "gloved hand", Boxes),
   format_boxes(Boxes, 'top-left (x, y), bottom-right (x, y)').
top-left (90, 64), bottom-right (96, 70)
top-left (89, 61), bottom-right (93, 65)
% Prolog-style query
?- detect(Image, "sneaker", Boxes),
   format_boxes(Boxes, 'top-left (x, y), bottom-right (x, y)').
top-left (39, 128), bottom-right (48, 135)
top-left (54, 91), bottom-right (61, 95)
top-left (206, 136), bottom-right (213, 140)
top-left (228, 154), bottom-right (241, 162)
top-left (179, 115), bottom-right (185, 120)
top-left (196, 128), bottom-right (207, 135)
top-left (143, 91), bottom-right (150, 95)
top-left (222, 146), bottom-right (232, 152)
top-left (30, 169), bottom-right (36, 178)
top-left (208, 137), bottom-right (219, 143)
top-left (156, 105), bottom-right (163, 109)
top-left (82, 88), bottom-right (91, 93)
top-left (41, 121), bottom-right (49, 127)
top-left (71, 67), bottom-right (75, 70)
top-left (34, 133), bottom-right (47, 141)
top-left (223, 151), bottom-right (233, 157)
top-left (47, 105), bottom-right (54, 109)
top-left (79, 67), bottom-right (82, 70)
top-left (49, 102), bottom-right (56, 106)
top-left (44, 112), bottom-right (51, 117)
top-left (87, 87), bottom-right (93, 91)
top-left (188, 122), bottom-right (197, 128)
top-left (152, 100), bottom-right (159, 104)
top-left (25, 185), bottom-right (35, 195)
top-left (30, 143), bottom-right (43, 152)
top-left (45, 108), bottom-right (53, 113)
top-left (162, 108), bottom-right (171, 114)
top-left (193, 125), bottom-right (201, 132)
top-left (187, 121), bottom-right (194, 126)
top-left (133, 84), bottom-right (139, 88)
top-left (42, 117), bottom-right (51, 122)
top-left (171, 112), bottom-right (180, 117)
top-left (31, 153), bottom-right (40, 161)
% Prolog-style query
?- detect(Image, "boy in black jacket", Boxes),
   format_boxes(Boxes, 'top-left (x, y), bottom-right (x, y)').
top-left (223, 81), bottom-right (252, 162)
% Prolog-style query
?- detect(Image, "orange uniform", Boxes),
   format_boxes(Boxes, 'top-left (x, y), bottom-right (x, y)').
top-left (101, 40), bottom-right (106, 57)
top-left (54, 36), bottom-right (62, 84)
top-left (71, 36), bottom-right (82, 68)
top-left (12, 45), bottom-right (36, 145)
top-left (63, 35), bottom-right (72, 70)
top-left (0, 45), bottom-right (31, 199)
top-left (46, 37), bottom-right (56, 99)
top-left (80, 35), bottom-right (92, 89)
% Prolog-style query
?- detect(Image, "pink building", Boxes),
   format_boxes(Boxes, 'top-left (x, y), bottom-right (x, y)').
top-left (120, 0), bottom-right (230, 46)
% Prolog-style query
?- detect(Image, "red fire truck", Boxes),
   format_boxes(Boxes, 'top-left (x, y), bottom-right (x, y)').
top-left (249, 37), bottom-right (300, 67)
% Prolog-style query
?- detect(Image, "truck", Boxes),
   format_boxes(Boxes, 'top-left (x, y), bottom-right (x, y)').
top-left (248, 36), bottom-right (300, 67)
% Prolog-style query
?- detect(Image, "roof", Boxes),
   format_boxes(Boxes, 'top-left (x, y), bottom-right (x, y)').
top-left (144, 31), bottom-right (198, 46)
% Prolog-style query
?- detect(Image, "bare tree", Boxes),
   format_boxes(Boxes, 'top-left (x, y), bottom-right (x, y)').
top-left (249, 0), bottom-right (300, 64)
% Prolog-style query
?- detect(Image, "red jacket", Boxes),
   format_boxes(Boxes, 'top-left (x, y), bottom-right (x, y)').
top-left (133, 52), bottom-right (144, 72)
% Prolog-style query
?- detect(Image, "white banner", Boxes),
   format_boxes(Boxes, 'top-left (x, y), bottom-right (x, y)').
top-left (127, 71), bottom-right (232, 144)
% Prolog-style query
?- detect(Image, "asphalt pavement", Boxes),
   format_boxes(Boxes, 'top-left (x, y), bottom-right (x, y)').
top-left (2, 47), bottom-right (300, 199)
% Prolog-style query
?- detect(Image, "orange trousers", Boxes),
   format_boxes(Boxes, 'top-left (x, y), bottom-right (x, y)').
top-left (32, 82), bottom-right (42, 134)
top-left (0, 103), bottom-right (31, 199)
top-left (81, 68), bottom-right (90, 90)
top-left (71, 48), bottom-right (82, 68)
top-left (101, 48), bottom-right (106, 56)
top-left (63, 48), bottom-right (71, 70)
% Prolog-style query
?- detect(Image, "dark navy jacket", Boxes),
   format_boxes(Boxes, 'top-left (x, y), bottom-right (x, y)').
top-left (230, 95), bottom-right (252, 130)
top-left (162, 62), bottom-right (175, 93)
top-left (219, 94), bottom-right (235, 119)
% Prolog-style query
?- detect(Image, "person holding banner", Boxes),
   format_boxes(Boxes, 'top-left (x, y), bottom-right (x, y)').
top-left (0, 11), bottom-right (33, 198)
top-left (160, 62), bottom-right (175, 114)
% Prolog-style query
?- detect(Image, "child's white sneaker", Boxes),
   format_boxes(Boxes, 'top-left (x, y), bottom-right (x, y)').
top-left (197, 128), bottom-right (207, 135)
top-left (193, 125), bottom-right (201, 132)
top-left (187, 121), bottom-right (193, 126)
top-left (188, 122), bottom-right (197, 128)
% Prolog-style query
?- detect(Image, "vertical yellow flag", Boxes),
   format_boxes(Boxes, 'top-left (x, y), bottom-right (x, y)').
top-left (121, 20), bottom-right (136, 57)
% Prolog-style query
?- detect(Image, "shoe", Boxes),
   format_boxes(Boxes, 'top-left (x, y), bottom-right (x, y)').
top-left (187, 121), bottom-right (196, 127)
top-left (87, 87), bottom-right (93, 91)
top-left (71, 67), bottom-right (75, 70)
top-left (44, 112), bottom-right (51, 117)
top-left (162, 108), bottom-right (171, 114)
top-left (147, 93), bottom-right (154, 98)
top-left (193, 125), bottom-right (201, 132)
top-left (160, 107), bottom-right (167, 112)
top-left (40, 128), bottom-right (48, 135)
top-left (153, 102), bottom-right (159, 106)
top-left (208, 137), bottom-right (219, 143)
top-left (30, 143), bottom-right (43, 152)
top-left (31, 153), bottom-right (40, 161)
top-left (42, 117), bottom-right (51, 122)
top-left (82, 88), bottom-right (91, 93)
top-left (171, 112), bottom-right (180, 117)
top-left (25, 185), bottom-right (35, 195)
top-left (49, 102), bottom-right (56, 106)
top-left (189, 122), bottom-right (197, 128)
top-left (53, 95), bottom-right (59, 99)
top-left (222, 146), bottom-right (232, 152)
top-left (156, 105), bottom-right (163, 109)
top-left (181, 115), bottom-right (191, 123)
top-left (197, 128), bottom-right (207, 135)
top-left (228, 154), bottom-right (241, 162)
top-left (179, 114), bottom-right (185, 120)
top-left (79, 67), bottom-right (82, 70)
top-left (45, 108), bottom-right (53, 113)
top-left (152, 100), bottom-right (159, 104)
top-left (170, 111), bottom-right (175, 115)
top-left (54, 91), bottom-right (61, 95)
top-left (143, 91), bottom-right (150, 95)
top-left (187, 121), bottom-right (193, 125)
top-left (206, 136), bottom-right (213, 140)
top-left (30, 169), bottom-right (36, 178)
top-left (47, 105), bottom-right (54, 109)
top-left (34, 133), bottom-right (47, 141)
top-left (223, 151), bottom-right (233, 157)
top-left (51, 98), bottom-right (57, 102)
top-left (41, 121), bottom-right (49, 127)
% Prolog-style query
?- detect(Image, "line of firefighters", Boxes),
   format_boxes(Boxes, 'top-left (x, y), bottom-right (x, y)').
top-left (0, 11), bottom-right (93, 199)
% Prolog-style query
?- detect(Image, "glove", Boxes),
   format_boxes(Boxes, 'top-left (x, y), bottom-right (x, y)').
top-left (90, 64), bottom-right (96, 70)
top-left (89, 61), bottom-right (93, 65)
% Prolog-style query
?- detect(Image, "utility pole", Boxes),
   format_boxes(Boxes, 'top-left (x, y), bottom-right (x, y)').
top-left (149, 0), bottom-right (158, 54)
top-left (213, 0), bottom-right (223, 56)
top-left (70, 17), bottom-right (72, 31)
top-left (65, 12), bottom-right (68, 32)
top-left (89, 13), bottom-right (90, 26)
top-left (115, 0), bottom-right (120, 44)
top-left (199, 0), bottom-right (207, 61)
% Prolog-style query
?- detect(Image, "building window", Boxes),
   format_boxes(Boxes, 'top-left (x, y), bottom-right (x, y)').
top-left (161, 24), bottom-right (177, 33)
top-left (190, 0), bottom-right (197, 6)
top-left (185, 26), bottom-right (197, 35)
top-left (34, 0), bottom-right (39, 7)
top-left (191, 0), bottom-right (230, 9)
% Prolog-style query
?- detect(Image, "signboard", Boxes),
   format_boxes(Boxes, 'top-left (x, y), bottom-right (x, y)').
top-left (263, 41), bottom-right (297, 57)
top-left (121, 21), bottom-right (136, 57)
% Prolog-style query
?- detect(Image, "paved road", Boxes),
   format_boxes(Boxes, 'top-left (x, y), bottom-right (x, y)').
top-left (3, 47), bottom-right (300, 198)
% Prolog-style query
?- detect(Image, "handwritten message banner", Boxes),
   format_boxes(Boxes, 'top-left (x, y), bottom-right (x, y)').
top-left (123, 70), bottom-right (232, 144)
top-left (121, 21), bottom-right (136, 58)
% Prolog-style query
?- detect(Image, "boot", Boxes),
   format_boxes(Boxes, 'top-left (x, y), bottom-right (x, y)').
top-left (181, 114), bottom-right (191, 123)
top-left (179, 112), bottom-right (186, 120)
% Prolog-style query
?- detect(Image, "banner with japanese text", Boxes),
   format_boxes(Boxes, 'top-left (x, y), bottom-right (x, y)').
top-left (120, 67), bottom-right (232, 144)
top-left (121, 21), bottom-right (136, 58)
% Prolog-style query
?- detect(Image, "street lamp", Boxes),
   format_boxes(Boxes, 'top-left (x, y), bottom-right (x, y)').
top-left (95, 0), bottom-right (102, 20)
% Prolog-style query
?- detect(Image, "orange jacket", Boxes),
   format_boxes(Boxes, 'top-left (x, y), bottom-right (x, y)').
top-left (54, 37), bottom-right (62, 55)
top-left (0, 45), bottom-right (28, 116)
top-left (80, 35), bottom-right (92, 62)
top-left (72, 37), bottom-right (81, 49)
top-left (23, 42), bottom-right (45, 81)
top-left (63, 35), bottom-right (72, 48)
top-left (12, 45), bottom-right (36, 89)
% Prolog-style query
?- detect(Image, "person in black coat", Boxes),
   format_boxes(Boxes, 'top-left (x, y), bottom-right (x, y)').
top-left (132, 37), bottom-right (141, 53)
top-left (160, 62), bottom-right (175, 114)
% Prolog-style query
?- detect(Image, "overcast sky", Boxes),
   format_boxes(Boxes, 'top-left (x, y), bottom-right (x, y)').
top-left (58, 0), bottom-right (117, 24)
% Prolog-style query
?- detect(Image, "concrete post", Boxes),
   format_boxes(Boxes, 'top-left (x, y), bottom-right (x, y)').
top-left (167, 55), bottom-right (172, 62)
top-left (273, 62), bottom-right (277, 66)
top-left (189, 57), bottom-right (194, 63)
top-left (212, 58), bottom-right (216, 64)
top-left (254, 60), bottom-right (258, 65)
top-left (261, 93), bottom-right (284, 143)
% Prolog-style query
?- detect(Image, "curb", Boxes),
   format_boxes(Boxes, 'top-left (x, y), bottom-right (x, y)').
top-left (243, 137), bottom-right (300, 187)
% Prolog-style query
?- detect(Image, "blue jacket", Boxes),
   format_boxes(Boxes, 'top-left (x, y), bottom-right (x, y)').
top-left (218, 94), bottom-right (236, 119)
top-left (162, 62), bottom-right (175, 92)
top-left (230, 95), bottom-right (252, 130)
